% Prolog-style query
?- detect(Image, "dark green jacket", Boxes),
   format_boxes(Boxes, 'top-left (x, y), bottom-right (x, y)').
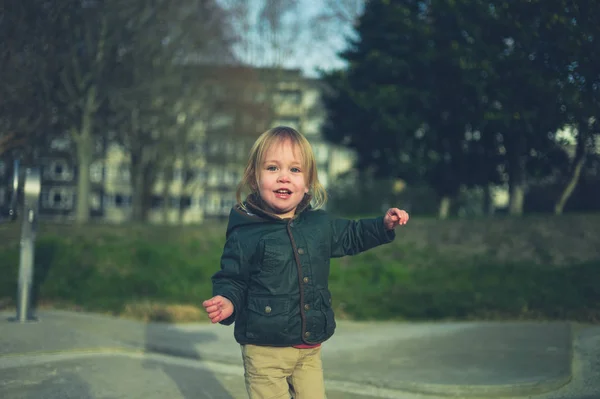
top-left (211, 195), bottom-right (395, 346)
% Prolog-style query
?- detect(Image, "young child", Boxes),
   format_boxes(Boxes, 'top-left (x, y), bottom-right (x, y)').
top-left (202, 126), bottom-right (409, 399)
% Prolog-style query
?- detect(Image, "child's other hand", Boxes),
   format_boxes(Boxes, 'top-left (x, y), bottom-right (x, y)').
top-left (202, 295), bottom-right (234, 323)
top-left (383, 208), bottom-right (409, 230)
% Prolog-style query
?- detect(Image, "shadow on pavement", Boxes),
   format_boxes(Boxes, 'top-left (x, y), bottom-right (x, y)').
top-left (25, 372), bottom-right (95, 399)
top-left (143, 322), bottom-right (237, 399)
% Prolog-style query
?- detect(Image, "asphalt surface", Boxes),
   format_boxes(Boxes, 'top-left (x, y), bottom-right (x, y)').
top-left (1, 310), bottom-right (598, 399)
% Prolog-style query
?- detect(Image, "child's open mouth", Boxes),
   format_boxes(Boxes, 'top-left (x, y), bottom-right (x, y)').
top-left (274, 189), bottom-right (292, 198)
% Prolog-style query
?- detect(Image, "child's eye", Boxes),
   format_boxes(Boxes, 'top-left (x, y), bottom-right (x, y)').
top-left (266, 165), bottom-right (278, 171)
top-left (291, 167), bottom-right (301, 173)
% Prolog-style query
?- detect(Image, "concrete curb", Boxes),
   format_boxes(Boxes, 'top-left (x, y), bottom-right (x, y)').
top-left (358, 375), bottom-right (573, 398)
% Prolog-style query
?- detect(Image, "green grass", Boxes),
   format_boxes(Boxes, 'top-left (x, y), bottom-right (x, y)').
top-left (0, 214), bottom-right (599, 323)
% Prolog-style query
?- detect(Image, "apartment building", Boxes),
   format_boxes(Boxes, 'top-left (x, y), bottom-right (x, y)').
top-left (0, 66), bottom-right (355, 224)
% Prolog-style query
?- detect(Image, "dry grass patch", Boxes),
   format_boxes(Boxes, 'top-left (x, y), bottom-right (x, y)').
top-left (121, 301), bottom-right (208, 323)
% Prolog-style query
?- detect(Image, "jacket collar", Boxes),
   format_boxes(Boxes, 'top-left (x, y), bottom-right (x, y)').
top-left (243, 192), bottom-right (312, 221)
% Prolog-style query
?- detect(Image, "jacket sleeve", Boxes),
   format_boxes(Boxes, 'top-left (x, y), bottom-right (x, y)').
top-left (211, 230), bottom-right (248, 325)
top-left (330, 216), bottom-right (396, 258)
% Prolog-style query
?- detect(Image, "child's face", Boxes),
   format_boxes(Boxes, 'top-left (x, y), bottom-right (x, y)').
top-left (258, 139), bottom-right (309, 219)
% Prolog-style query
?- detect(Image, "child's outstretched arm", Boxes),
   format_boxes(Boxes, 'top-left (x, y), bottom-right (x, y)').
top-left (383, 207), bottom-right (409, 230)
top-left (204, 230), bottom-right (248, 325)
top-left (330, 207), bottom-right (409, 258)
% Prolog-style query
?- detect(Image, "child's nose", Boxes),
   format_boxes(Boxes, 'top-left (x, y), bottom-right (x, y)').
top-left (277, 172), bottom-right (290, 182)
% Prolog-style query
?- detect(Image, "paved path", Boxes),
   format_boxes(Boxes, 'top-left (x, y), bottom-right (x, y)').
top-left (0, 310), bottom-right (598, 398)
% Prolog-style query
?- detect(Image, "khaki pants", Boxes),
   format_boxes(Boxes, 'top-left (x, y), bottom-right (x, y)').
top-left (241, 344), bottom-right (327, 399)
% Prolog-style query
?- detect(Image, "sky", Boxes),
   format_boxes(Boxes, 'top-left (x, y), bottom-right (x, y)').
top-left (216, 0), bottom-right (364, 77)
top-left (294, 0), bottom-right (363, 77)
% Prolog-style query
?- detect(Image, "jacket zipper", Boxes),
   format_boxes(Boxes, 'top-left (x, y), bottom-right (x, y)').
top-left (286, 220), bottom-right (308, 343)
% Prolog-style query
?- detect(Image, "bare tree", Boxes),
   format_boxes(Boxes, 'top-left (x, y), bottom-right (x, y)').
top-left (106, 0), bottom-right (238, 222)
top-left (219, 0), bottom-right (307, 68)
top-left (0, 0), bottom-right (62, 159)
top-left (37, 0), bottom-right (118, 224)
top-left (309, 0), bottom-right (365, 74)
top-left (218, 0), bottom-right (365, 73)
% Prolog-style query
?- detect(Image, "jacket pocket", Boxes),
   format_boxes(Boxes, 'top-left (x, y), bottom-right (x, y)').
top-left (245, 296), bottom-right (290, 341)
top-left (260, 240), bottom-right (287, 273)
top-left (320, 289), bottom-right (336, 335)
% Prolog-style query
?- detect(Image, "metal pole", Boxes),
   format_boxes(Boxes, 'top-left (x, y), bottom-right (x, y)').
top-left (15, 167), bottom-right (41, 323)
top-left (8, 160), bottom-right (19, 221)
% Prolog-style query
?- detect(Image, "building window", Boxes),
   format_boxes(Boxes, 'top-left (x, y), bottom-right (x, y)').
top-left (44, 159), bottom-right (73, 181)
top-left (208, 169), bottom-right (221, 186)
top-left (42, 187), bottom-right (74, 210)
top-left (188, 142), bottom-right (202, 154)
top-left (0, 187), bottom-right (5, 206)
top-left (221, 197), bottom-right (234, 212)
top-left (0, 161), bottom-right (5, 177)
top-left (93, 137), bottom-right (106, 154)
top-left (237, 142), bottom-right (247, 158)
top-left (223, 170), bottom-right (235, 185)
top-left (151, 195), bottom-right (164, 209)
top-left (118, 164), bottom-right (130, 183)
top-left (209, 195), bottom-right (220, 212)
top-left (168, 196), bottom-right (192, 208)
top-left (90, 162), bottom-right (104, 183)
top-left (200, 169), bottom-right (208, 183)
top-left (90, 192), bottom-right (102, 210)
top-left (275, 90), bottom-right (302, 105)
top-left (116, 194), bottom-right (132, 207)
top-left (106, 194), bottom-right (132, 208)
top-left (173, 168), bottom-right (183, 182)
top-left (212, 114), bottom-right (234, 129)
top-left (50, 138), bottom-right (70, 151)
top-left (225, 141), bottom-right (235, 156)
top-left (209, 141), bottom-right (220, 155)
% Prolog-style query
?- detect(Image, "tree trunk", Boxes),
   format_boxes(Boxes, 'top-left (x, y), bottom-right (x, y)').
top-left (129, 109), bottom-right (146, 223)
top-left (75, 135), bottom-right (92, 224)
top-left (131, 158), bottom-right (145, 222)
top-left (438, 196), bottom-right (451, 219)
top-left (508, 149), bottom-right (527, 216)
top-left (161, 166), bottom-right (172, 224)
top-left (554, 156), bottom-right (585, 215)
top-left (141, 166), bottom-right (154, 222)
top-left (508, 178), bottom-right (525, 215)
top-left (177, 181), bottom-right (185, 225)
top-left (483, 184), bottom-right (494, 216)
top-left (74, 90), bottom-right (96, 224)
top-left (177, 155), bottom-right (189, 225)
top-left (555, 130), bottom-right (587, 215)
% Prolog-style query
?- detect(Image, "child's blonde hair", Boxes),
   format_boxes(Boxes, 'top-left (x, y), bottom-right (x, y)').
top-left (236, 126), bottom-right (327, 209)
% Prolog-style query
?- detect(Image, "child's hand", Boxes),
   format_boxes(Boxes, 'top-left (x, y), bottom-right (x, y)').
top-left (202, 295), bottom-right (234, 323)
top-left (383, 208), bottom-right (409, 230)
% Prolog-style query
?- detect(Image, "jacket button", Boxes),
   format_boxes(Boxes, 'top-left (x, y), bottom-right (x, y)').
top-left (304, 304), bottom-right (310, 311)
top-left (297, 248), bottom-right (304, 254)
top-left (265, 306), bottom-right (272, 313)
top-left (303, 277), bottom-right (309, 283)
top-left (304, 331), bottom-right (311, 338)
